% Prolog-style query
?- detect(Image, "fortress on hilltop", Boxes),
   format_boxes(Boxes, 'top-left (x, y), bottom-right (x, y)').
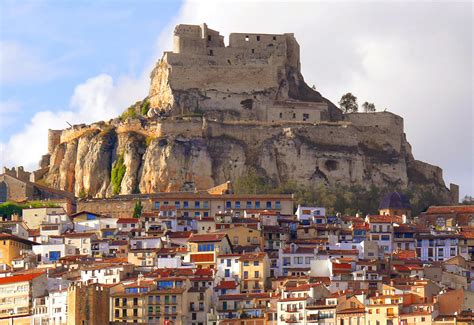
top-left (0, 24), bottom-right (458, 203)
top-left (148, 23), bottom-right (341, 123)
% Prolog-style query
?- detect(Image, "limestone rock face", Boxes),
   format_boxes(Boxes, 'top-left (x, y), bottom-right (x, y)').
top-left (38, 114), bottom-right (451, 203)
top-left (34, 24), bottom-right (453, 202)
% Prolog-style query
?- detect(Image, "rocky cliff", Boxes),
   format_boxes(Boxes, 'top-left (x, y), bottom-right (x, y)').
top-left (34, 24), bottom-right (453, 202)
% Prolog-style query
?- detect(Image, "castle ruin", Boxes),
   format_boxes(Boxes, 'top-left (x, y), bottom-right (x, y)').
top-left (148, 23), bottom-right (340, 123)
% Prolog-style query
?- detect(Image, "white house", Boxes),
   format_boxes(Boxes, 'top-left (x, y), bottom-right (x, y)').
top-left (80, 263), bottom-right (134, 285)
top-left (295, 205), bottom-right (326, 225)
top-left (216, 254), bottom-right (241, 280)
top-left (48, 288), bottom-right (68, 325)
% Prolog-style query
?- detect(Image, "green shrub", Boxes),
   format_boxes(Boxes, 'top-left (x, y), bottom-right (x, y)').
top-left (145, 136), bottom-right (155, 147)
top-left (120, 106), bottom-right (137, 120)
top-left (111, 155), bottom-right (126, 195)
top-left (140, 99), bottom-right (150, 116)
top-left (0, 201), bottom-right (59, 218)
top-left (78, 188), bottom-right (87, 199)
top-left (133, 201), bottom-right (143, 218)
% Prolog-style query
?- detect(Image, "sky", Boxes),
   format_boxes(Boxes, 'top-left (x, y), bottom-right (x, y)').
top-left (0, 0), bottom-right (472, 199)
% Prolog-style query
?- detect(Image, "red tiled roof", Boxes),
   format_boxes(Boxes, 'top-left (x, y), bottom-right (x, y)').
top-left (0, 272), bottom-right (44, 285)
top-left (460, 231), bottom-right (474, 239)
top-left (167, 231), bottom-right (193, 238)
top-left (117, 218), bottom-right (139, 224)
top-left (332, 262), bottom-right (352, 270)
top-left (392, 250), bottom-right (417, 260)
top-left (28, 229), bottom-right (40, 237)
top-left (0, 232), bottom-right (38, 245)
top-left (194, 268), bottom-right (214, 276)
top-left (425, 205), bottom-right (474, 214)
top-left (60, 232), bottom-right (96, 238)
top-left (282, 247), bottom-right (317, 254)
top-left (159, 206), bottom-right (177, 211)
top-left (239, 252), bottom-right (267, 261)
top-left (215, 280), bottom-right (239, 290)
top-left (218, 293), bottom-right (271, 300)
top-left (367, 215), bottom-right (403, 224)
top-left (189, 233), bottom-right (226, 243)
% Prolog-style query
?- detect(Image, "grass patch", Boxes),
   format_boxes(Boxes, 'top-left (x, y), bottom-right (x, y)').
top-left (111, 154), bottom-right (126, 195)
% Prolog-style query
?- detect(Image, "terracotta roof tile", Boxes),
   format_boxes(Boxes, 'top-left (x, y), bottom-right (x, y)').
top-left (189, 233), bottom-right (226, 243)
top-left (0, 272), bottom-right (44, 285)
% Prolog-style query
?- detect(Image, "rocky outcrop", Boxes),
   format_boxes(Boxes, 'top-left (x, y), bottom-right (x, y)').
top-left (30, 24), bottom-right (453, 203)
top-left (38, 113), bottom-right (451, 202)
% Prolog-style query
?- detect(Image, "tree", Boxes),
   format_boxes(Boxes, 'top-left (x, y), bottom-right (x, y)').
top-left (339, 93), bottom-right (358, 113)
top-left (133, 201), bottom-right (143, 218)
top-left (362, 101), bottom-right (376, 113)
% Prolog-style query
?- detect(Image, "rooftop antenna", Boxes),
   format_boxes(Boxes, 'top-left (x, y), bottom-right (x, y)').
top-left (66, 121), bottom-right (72, 127)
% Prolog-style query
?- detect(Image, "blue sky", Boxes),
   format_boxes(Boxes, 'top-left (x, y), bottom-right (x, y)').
top-left (0, 0), bottom-right (181, 139)
top-left (1, 1), bottom-right (472, 198)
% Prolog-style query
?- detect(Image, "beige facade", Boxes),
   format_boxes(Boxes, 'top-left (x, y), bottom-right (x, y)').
top-left (0, 272), bottom-right (46, 320)
top-left (78, 192), bottom-right (294, 219)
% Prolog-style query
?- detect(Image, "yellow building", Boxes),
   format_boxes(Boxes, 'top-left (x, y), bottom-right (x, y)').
top-left (365, 295), bottom-right (402, 325)
top-left (239, 252), bottom-right (270, 293)
top-left (186, 233), bottom-right (232, 269)
top-left (219, 226), bottom-right (263, 249)
top-left (0, 272), bottom-right (46, 322)
top-left (0, 233), bottom-right (37, 266)
top-left (110, 277), bottom-right (190, 324)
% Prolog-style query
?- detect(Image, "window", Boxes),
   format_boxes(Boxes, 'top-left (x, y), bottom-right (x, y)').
top-left (183, 201), bottom-right (189, 208)
top-left (251, 49), bottom-right (255, 54)
top-left (198, 244), bottom-right (215, 252)
top-left (292, 113), bottom-right (296, 119)
top-left (279, 112), bottom-right (283, 118)
top-left (275, 201), bottom-right (281, 209)
top-left (273, 36), bottom-right (276, 40)
top-left (175, 201), bottom-right (180, 208)
top-left (226, 201), bottom-right (231, 209)
top-left (255, 201), bottom-right (260, 208)
top-left (154, 202), bottom-right (160, 209)
top-left (208, 35), bottom-right (212, 41)
top-left (246, 201), bottom-right (252, 208)
top-left (225, 269), bottom-right (230, 277)
top-left (254, 271), bottom-right (259, 278)
top-left (253, 261), bottom-right (259, 266)
top-left (204, 201), bottom-right (209, 209)
top-left (244, 271), bottom-right (248, 279)
top-left (226, 259), bottom-right (231, 267)
top-left (266, 201), bottom-right (272, 209)
top-left (245, 36), bottom-right (249, 41)
top-left (303, 113), bottom-right (309, 121)
top-left (133, 309), bottom-right (138, 317)
top-left (195, 201), bottom-right (201, 208)
top-left (235, 201), bottom-right (241, 209)
top-left (243, 261), bottom-right (249, 266)
top-left (256, 35), bottom-right (260, 41)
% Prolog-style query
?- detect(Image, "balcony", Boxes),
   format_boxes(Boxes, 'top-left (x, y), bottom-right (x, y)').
top-left (281, 315), bottom-right (304, 323)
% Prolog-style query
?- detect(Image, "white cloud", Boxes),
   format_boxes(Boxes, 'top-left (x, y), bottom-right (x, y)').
top-left (0, 74), bottom-right (147, 170)
top-left (169, 0), bottom-right (473, 197)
